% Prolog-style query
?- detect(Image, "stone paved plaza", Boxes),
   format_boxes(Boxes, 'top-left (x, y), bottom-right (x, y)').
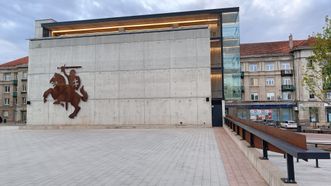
top-left (0, 127), bottom-right (229, 186)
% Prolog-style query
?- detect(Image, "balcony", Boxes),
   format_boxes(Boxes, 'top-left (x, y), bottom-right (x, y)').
top-left (12, 91), bottom-right (17, 97)
top-left (281, 85), bottom-right (295, 91)
top-left (12, 79), bottom-right (17, 85)
top-left (240, 71), bottom-right (244, 79)
top-left (281, 69), bottom-right (293, 76)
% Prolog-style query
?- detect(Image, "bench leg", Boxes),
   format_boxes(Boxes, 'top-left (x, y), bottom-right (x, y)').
top-left (242, 129), bottom-right (246, 140)
top-left (281, 154), bottom-right (296, 183)
top-left (260, 140), bottom-right (268, 160)
top-left (248, 133), bottom-right (255, 148)
top-left (315, 159), bottom-right (319, 168)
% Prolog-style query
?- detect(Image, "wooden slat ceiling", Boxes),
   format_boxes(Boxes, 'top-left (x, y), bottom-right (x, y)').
top-left (50, 14), bottom-right (219, 36)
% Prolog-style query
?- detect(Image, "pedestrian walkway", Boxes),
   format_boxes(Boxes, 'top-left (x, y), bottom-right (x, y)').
top-left (214, 128), bottom-right (267, 186)
top-left (0, 128), bottom-right (229, 186)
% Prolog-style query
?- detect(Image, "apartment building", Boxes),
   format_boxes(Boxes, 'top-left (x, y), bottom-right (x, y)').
top-left (0, 57), bottom-right (28, 123)
top-left (227, 36), bottom-right (329, 126)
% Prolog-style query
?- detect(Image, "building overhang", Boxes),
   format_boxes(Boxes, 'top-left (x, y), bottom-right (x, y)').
top-left (40, 7), bottom-right (239, 37)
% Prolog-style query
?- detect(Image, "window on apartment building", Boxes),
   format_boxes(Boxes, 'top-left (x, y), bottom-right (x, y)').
top-left (4, 98), bottom-right (10, 105)
top-left (3, 111), bottom-right (8, 118)
top-left (249, 64), bottom-right (258, 72)
top-left (14, 98), bottom-right (17, 105)
top-left (14, 73), bottom-right (18, 80)
top-left (307, 60), bottom-right (313, 68)
top-left (281, 62), bottom-right (291, 70)
top-left (327, 92), bottom-right (331, 100)
top-left (22, 97), bottom-right (27, 105)
top-left (22, 71), bottom-right (28, 79)
top-left (267, 92), bottom-right (275, 100)
top-left (282, 78), bottom-right (291, 85)
top-left (4, 73), bottom-right (11, 81)
top-left (250, 78), bottom-right (259, 86)
top-left (282, 92), bottom-right (292, 100)
top-left (309, 93), bottom-right (315, 99)
top-left (265, 63), bottom-right (274, 71)
top-left (4, 85), bottom-right (10, 93)
top-left (22, 84), bottom-right (27, 92)
top-left (250, 93), bottom-right (259, 101)
top-left (266, 78), bottom-right (274, 86)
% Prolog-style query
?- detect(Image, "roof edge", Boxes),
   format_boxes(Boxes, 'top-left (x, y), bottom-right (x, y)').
top-left (42, 7), bottom-right (239, 29)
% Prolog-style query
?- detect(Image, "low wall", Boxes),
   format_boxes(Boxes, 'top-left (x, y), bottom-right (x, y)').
top-left (224, 126), bottom-right (298, 186)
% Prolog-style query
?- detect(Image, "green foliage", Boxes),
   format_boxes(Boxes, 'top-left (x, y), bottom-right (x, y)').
top-left (304, 16), bottom-right (331, 103)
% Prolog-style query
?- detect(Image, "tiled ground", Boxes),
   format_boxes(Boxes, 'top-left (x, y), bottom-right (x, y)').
top-left (0, 127), bottom-right (229, 186)
top-left (214, 128), bottom-right (267, 186)
top-left (267, 151), bottom-right (331, 186)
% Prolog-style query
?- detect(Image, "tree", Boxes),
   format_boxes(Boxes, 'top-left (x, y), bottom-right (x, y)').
top-left (303, 16), bottom-right (331, 104)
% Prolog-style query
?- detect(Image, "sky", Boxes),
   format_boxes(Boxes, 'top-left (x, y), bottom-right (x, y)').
top-left (0, 0), bottom-right (330, 63)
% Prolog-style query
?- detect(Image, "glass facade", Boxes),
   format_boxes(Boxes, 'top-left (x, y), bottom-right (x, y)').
top-left (222, 12), bottom-right (241, 100)
top-left (210, 10), bottom-right (240, 101)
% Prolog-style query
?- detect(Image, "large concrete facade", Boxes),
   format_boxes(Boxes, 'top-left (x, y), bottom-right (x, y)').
top-left (28, 27), bottom-right (212, 126)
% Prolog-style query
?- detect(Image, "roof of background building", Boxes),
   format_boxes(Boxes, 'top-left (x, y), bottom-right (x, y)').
top-left (0, 56), bottom-right (28, 68)
top-left (240, 38), bottom-right (315, 56)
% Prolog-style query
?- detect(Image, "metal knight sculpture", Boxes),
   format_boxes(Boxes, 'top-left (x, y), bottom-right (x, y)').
top-left (43, 65), bottom-right (88, 119)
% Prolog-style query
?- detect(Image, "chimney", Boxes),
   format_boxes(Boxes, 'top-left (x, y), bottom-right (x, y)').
top-left (289, 34), bottom-right (293, 49)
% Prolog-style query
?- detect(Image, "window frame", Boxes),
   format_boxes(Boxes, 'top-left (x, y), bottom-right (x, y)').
top-left (265, 63), bottom-right (274, 71)
top-left (4, 85), bottom-right (10, 93)
top-left (4, 98), bottom-right (10, 106)
top-left (250, 93), bottom-right (259, 101)
top-left (281, 62), bottom-right (291, 70)
top-left (266, 78), bottom-right (275, 86)
top-left (267, 92), bottom-right (275, 100)
top-left (249, 64), bottom-right (258, 72)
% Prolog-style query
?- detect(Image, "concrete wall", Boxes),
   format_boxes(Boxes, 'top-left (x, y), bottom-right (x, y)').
top-left (27, 27), bottom-right (211, 126)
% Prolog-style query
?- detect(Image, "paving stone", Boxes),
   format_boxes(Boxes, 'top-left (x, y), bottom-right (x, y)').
top-left (0, 127), bottom-right (229, 186)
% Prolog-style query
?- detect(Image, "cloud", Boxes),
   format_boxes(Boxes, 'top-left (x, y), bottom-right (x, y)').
top-left (0, 0), bottom-right (330, 63)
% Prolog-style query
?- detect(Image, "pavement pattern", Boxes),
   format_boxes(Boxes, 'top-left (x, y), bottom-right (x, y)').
top-left (0, 127), bottom-right (229, 186)
top-left (214, 128), bottom-right (267, 186)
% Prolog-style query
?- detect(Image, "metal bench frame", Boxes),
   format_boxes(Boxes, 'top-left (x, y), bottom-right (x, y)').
top-left (225, 117), bottom-right (330, 183)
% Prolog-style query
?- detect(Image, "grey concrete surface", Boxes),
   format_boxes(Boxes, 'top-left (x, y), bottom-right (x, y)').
top-left (0, 127), bottom-right (228, 186)
top-left (28, 27), bottom-right (211, 126)
top-left (267, 151), bottom-right (331, 186)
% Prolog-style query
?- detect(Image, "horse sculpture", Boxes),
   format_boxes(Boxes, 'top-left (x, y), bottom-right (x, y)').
top-left (43, 69), bottom-right (88, 119)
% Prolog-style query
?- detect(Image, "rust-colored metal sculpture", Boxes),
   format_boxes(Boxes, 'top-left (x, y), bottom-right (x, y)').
top-left (43, 65), bottom-right (88, 118)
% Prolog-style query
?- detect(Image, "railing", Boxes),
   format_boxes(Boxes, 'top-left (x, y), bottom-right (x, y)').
top-left (224, 116), bottom-right (330, 183)
top-left (281, 85), bottom-right (295, 91)
top-left (281, 69), bottom-right (293, 76)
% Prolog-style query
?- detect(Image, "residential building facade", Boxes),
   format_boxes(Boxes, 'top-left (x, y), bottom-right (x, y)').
top-left (227, 36), bottom-right (329, 126)
top-left (0, 57), bottom-right (28, 123)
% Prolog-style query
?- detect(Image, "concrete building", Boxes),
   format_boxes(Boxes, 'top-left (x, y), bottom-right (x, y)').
top-left (27, 8), bottom-right (241, 128)
top-left (227, 37), bottom-right (329, 126)
top-left (0, 57), bottom-right (28, 123)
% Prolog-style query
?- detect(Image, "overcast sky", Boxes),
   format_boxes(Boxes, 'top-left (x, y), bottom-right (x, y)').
top-left (0, 0), bottom-right (330, 63)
